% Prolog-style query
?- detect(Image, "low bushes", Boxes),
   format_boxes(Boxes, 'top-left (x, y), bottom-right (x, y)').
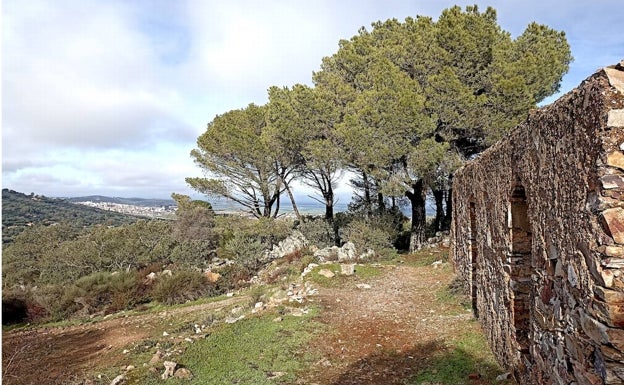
top-left (297, 218), bottom-right (335, 248)
top-left (1, 205), bottom-right (415, 326)
top-left (152, 270), bottom-right (216, 305)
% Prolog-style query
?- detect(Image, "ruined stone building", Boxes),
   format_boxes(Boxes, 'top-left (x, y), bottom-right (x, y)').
top-left (451, 63), bottom-right (624, 384)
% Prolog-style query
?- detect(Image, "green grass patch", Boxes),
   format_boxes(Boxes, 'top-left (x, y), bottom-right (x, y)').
top-left (382, 247), bottom-right (449, 267)
top-left (305, 263), bottom-right (383, 288)
top-left (127, 309), bottom-right (324, 385)
top-left (410, 331), bottom-right (511, 384)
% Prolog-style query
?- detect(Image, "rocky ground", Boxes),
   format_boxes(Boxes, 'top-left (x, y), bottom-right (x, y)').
top-left (2, 296), bottom-right (250, 384)
top-left (2, 247), bottom-right (513, 385)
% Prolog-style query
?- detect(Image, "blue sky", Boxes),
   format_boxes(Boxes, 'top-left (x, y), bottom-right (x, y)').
top-left (2, 0), bottom-right (623, 199)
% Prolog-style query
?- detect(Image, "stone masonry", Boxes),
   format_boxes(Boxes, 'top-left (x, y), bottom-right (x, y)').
top-left (451, 62), bottom-right (624, 384)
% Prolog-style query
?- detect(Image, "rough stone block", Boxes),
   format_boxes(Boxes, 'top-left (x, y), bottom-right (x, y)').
top-left (600, 245), bottom-right (624, 257)
top-left (607, 152), bottom-right (624, 171)
top-left (601, 344), bottom-right (624, 361)
top-left (581, 312), bottom-right (609, 345)
top-left (602, 269), bottom-right (615, 288)
top-left (605, 325), bottom-right (624, 351)
top-left (605, 67), bottom-right (624, 94)
top-left (602, 258), bottom-right (624, 268)
top-left (590, 299), bottom-right (624, 327)
top-left (601, 207), bottom-right (624, 244)
top-left (594, 286), bottom-right (624, 304)
top-left (601, 174), bottom-right (624, 189)
top-left (607, 110), bottom-right (624, 127)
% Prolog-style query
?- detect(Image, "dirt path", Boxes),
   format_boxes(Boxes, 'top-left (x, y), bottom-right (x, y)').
top-left (301, 264), bottom-right (484, 385)
top-left (2, 296), bottom-right (249, 385)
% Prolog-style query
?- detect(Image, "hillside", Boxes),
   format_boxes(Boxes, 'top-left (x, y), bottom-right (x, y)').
top-left (2, 248), bottom-right (515, 385)
top-left (1, 189), bottom-right (138, 244)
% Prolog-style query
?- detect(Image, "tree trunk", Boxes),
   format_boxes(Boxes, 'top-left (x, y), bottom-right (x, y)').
top-left (406, 179), bottom-right (426, 252)
top-left (432, 188), bottom-right (445, 233)
top-left (442, 174), bottom-right (454, 231)
top-left (283, 179), bottom-right (302, 221)
top-left (362, 171), bottom-right (372, 217)
top-left (270, 194), bottom-right (279, 218)
top-left (377, 191), bottom-right (385, 214)
top-left (324, 193), bottom-right (334, 221)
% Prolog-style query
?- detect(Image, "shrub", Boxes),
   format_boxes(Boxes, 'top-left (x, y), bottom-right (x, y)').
top-left (215, 263), bottom-right (252, 291)
top-left (297, 218), bottom-right (335, 248)
top-left (73, 271), bottom-right (138, 312)
top-left (264, 265), bottom-right (295, 284)
top-left (32, 284), bottom-right (81, 321)
top-left (215, 216), bottom-right (292, 250)
top-left (152, 270), bottom-right (215, 305)
top-left (223, 234), bottom-right (265, 271)
top-left (284, 249), bottom-right (303, 264)
top-left (342, 219), bottom-right (395, 258)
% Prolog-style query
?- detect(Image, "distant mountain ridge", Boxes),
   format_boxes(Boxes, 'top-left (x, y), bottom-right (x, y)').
top-left (1, 189), bottom-right (138, 244)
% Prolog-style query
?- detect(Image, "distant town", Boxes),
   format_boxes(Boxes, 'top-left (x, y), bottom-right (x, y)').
top-left (75, 201), bottom-right (176, 219)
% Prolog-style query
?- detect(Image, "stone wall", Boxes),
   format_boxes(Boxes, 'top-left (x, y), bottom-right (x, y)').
top-left (450, 63), bottom-right (624, 384)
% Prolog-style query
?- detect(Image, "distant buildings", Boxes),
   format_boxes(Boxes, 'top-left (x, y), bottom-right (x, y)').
top-left (76, 201), bottom-right (176, 219)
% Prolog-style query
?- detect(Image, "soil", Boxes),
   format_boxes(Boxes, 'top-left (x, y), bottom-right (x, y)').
top-left (2, 254), bottom-right (509, 385)
top-left (2, 296), bottom-right (249, 385)
top-left (301, 262), bottom-right (488, 385)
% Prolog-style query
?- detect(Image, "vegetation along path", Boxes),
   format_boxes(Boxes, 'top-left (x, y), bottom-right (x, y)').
top-left (3, 248), bottom-right (515, 385)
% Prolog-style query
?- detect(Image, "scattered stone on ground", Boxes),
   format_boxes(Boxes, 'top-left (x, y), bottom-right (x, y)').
top-left (318, 269), bottom-right (335, 278)
top-left (149, 350), bottom-right (163, 364)
top-left (266, 371), bottom-right (287, 379)
top-left (496, 372), bottom-right (511, 381)
top-left (110, 374), bottom-right (125, 385)
top-left (340, 264), bottom-right (355, 276)
top-left (174, 367), bottom-right (193, 380)
top-left (161, 361), bottom-right (177, 380)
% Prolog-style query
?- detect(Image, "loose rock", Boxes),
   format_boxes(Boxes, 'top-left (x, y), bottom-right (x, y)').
top-left (149, 350), bottom-right (162, 364)
top-left (174, 367), bottom-right (194, 380)
top-left (340, 264), bottom-right (355, 276)
top-left (161, 361), bottom-right (177, 380)
top-left (110, 375), bottom-right (125, 385)
top-left (318, 269), bottom-right (335, 278)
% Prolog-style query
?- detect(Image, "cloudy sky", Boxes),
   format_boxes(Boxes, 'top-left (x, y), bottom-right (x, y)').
top-left (3, 0), bottom-right (623, 199)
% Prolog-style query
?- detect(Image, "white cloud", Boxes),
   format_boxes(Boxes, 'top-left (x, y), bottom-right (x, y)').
top-left (3, 0), bottom-right (624, 199)
top-left (3, 0), bottom-right (196, 149)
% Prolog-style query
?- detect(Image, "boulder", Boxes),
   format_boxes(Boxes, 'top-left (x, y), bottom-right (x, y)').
top-left (314, 242), bottom-right (362, 262)
top-left (263, 231), bottom-right (308, 260)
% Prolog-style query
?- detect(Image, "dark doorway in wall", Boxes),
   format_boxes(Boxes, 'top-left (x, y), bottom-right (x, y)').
top-left (469, 202), bottom-right (478, 318)
top-left (509, 185), bottom-right (532, 355)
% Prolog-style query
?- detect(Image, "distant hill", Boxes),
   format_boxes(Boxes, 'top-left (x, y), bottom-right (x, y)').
top-left (66, 195), bottom-right (175, 207)
top-left (2, 189), bottom-right (138, 244)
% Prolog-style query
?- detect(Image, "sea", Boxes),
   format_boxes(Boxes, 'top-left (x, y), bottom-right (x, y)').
top-left (208, 197), bottom-right (436, 218)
